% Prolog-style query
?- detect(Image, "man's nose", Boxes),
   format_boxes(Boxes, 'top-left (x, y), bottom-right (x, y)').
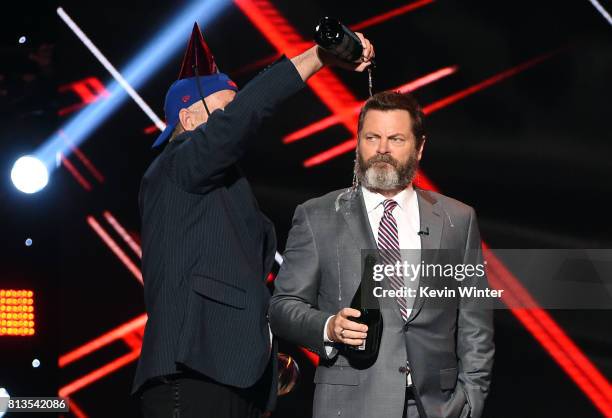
top-left (376, 138), bottom-right (390, 154)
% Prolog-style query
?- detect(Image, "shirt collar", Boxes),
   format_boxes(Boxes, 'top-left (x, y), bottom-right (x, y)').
top-left (361, 184), bottom-right (416, 213)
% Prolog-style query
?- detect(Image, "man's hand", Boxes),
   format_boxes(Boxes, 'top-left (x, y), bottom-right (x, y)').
top-left (291, 32), bottom-right (375, 81)
top-left (317, 32), bottom-right (375, 72)
top-left (327, 308), bottom-right (368, 346)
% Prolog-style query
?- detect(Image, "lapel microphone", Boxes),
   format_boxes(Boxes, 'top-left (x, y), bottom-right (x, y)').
top-left (418, 227), bottom-right (430, 236)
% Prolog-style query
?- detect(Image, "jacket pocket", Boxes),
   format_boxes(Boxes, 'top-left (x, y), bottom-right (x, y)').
top-left (314, 366), bottom-right (360, 386)
top-left (191, 275), bottom-right (246, 309)
top-left (440, 367), bottom-right (458, 390)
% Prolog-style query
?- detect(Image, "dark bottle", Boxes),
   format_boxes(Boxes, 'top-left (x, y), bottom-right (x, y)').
top-left (344, 255), bottom-right (383, 366)
top-left (314, 17), bottom-right (363, 62)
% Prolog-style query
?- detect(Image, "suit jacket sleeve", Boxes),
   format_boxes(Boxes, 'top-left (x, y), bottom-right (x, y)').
top-left (163, 56), bottom-right (305, 193)
top-left (269, 204), bottom-right (334, 359)
top-left (458, 209), bottom-right (495, 418)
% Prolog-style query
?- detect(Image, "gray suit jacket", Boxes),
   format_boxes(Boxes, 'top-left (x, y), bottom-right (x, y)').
top-left (269, 187), bottom-right (494, 418)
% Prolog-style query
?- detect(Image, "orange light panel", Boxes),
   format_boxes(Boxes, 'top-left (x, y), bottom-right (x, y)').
top-left (0, 289), bottom-right (36, 336)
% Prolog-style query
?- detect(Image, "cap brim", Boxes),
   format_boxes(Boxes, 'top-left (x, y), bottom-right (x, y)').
top-left (152, 123), bottom-right (176, 148)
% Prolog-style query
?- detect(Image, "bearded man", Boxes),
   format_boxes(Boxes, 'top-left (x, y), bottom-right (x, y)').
top-left (269, 91), bottom-right (494, 418)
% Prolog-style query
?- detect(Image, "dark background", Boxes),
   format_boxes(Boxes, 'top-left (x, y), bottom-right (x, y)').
top-left (0, 0), bottom-right (610, 417)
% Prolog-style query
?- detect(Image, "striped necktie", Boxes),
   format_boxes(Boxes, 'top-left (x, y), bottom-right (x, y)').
top-left (377, 199), bottom-right (409, 321)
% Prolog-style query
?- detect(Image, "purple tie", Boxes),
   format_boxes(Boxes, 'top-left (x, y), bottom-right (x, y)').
top-left (377, 199), bottom-right (409, 321)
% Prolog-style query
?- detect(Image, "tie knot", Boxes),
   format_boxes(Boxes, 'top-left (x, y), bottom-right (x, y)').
top-left (383, 199), bottom-right (398, 214)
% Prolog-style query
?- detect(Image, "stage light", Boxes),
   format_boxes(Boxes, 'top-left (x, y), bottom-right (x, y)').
top-left (588, 0), bottom-right (612, 25)
top-left (32, 359), bottom-right (40, 368)
top-left (34, 0), bottom-right (231, 172)
top-left (0, 387), bottom-right (9, 418)
top-left (18, 36), bottom-right (26, 44)
top-left (0, 290), bottom-right (35, 337)
top-left (10, 156), bottom-right (49, 194)
top-left (25, 238), bottom-right (32, 246)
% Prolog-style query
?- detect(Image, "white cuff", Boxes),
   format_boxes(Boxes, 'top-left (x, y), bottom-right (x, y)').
top-left (323, 315), bottom-right (337, 357)
top-left (323, 315), bottom-right (334, 343)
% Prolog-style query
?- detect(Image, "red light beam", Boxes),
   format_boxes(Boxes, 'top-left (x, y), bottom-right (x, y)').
top-left (303, 137), bottom-right (356, 168)
top-left (231, 52), bottom-right (282, 77)
top-left (304, 51), bottom-right (558, 167)
top-left (423, 50), bottom-right (559, 114)
top-left (59, 314), bottom-right (147, 367)
top-left (59, 130), bottom-right (105, 184)
top-left (299, 346), bottom-right (320, 367)
top-left (485, 249), bottom-right (612, 415)
top-left (103, 211), bottom-right (142, 258)
top-left (122, 332), bottom-right (143, 351)
top-left (58, 77), bottom-right (110, 117)
top-left (59, 349), bottom-right (141, 398)
top-left (284, 66), bottom-right (457, 144)
top-left (349, 0), bottom-right (436, 32)
top-left (60, 155), bottom-right (92, 191)
top-left (65, 398), bottom-right (88, 418)
top-left (86, 216), bottom-right (143, 284)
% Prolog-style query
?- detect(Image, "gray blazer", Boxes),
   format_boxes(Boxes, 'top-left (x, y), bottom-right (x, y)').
top-left (269, 187), bottom-right (494, 418)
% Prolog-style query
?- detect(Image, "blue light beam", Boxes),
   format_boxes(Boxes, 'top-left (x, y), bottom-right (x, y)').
top-left (36, 0), bottom-right (231, 169)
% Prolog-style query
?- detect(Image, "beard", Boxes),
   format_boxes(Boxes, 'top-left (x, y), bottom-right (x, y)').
top-left (356, 149), bottom-right (419, 192)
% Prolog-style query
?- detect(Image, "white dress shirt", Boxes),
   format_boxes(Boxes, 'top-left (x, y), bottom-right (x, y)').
top-left (323, 185), bottom-right (421, 372)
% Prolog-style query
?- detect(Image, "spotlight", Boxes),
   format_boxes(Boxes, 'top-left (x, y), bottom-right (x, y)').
top-left (32, 358), bottom-right (40, 368)
top-left (0, 387), bottom-right (9, 418)
top-left (18, 36), bottom-right (26, 44)
top-left (25, 238), bottom-right (33, 247)
top-left (11, 156), bottom-right (49, 194)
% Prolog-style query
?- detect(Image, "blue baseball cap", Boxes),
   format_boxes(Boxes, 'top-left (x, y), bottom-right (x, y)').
top-left (153, 73), bottom-right (238, 148)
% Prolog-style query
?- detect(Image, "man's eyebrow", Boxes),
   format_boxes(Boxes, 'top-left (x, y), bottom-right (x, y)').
top-left (388, 133), bottom-right (407, 138)
top-left (363, 132), bottom-right (380, 136)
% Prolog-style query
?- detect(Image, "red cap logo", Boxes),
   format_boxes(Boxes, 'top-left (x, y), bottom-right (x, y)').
top-left (227, 80), bottom-right (237, 88)
top-left (181, 95), bottom-right (191, 103)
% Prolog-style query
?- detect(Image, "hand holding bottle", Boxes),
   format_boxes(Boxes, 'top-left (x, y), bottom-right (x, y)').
top-left (326, 307), bottom-right (369, 346)
top-left (314, 17), bottom-right (375, 72)
top-left (316, 31), bottom-right (374, 73)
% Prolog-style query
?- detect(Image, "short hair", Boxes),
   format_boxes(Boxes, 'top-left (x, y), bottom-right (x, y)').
top-left (357, 91), bottom-right (426, 148)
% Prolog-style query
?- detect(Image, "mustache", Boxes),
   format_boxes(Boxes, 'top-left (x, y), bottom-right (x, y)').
top-left (364, 154), bottom-right (399, 168)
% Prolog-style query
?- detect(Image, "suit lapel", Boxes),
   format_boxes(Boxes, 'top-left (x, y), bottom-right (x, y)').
top-left (406, 188), bottom-right (443, 323)
top-left (335, 188), bottom-right (378, 300)
top-left (338, 188), bottom-right (377, 251)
